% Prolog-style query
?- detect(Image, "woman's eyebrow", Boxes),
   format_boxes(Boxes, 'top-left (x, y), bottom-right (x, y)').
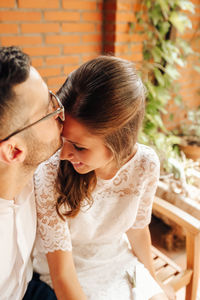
top-left (66, 139), bottom-right (86, 147)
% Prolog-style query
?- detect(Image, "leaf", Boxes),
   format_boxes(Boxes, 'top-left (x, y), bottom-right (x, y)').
top-left (158, 21), bottom-right (171, 37)
top-left (146, 81), bottom-right (157, 98)
top-left (169, 12), bottom-right (192, 34)
top-left (154, 133), bottom-right (167, 149)
top-left (151, 46), bottom-right (163, 62)
top-left (165, 65), bottom-right (180, 80)
top-left (149, 6), bottom-right (163, 26)
top-left (143, 49), bottom-right (152, 60)
top-left (155, 86), bottom-right (171, 104)
top-left (176, 0), bottom-right (195, 13)
top-left (154, 68), bottom-right (165, 86)
top-left (156, 0), bottom-right (170, 16)
top-left (176, 38), bottom-right (194, 55)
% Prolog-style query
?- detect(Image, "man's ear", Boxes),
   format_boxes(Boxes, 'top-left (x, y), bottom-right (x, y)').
top-left (0, 138), bottom-right (26, 164)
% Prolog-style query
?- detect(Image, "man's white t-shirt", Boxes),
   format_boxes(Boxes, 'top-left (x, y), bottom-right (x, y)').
top-left (0, 179), bottom-right (36, 300)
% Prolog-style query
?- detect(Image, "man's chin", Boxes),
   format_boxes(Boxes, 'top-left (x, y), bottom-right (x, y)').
top-left (23, 137), bottom-right (63, 169)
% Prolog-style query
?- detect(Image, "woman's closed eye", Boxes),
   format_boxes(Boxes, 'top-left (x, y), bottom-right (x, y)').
top-left (73, 144), bottom-right (86, 151)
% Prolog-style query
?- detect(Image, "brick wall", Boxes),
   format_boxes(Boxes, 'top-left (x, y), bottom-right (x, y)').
top-left (0, 0), bottom-right (103, 91)
top-left (103, 0), bottom-right (200, 127)
top-left (103, 0), bottom-right (143, 62)
top-left (0, 0), bottom-right (199, 111)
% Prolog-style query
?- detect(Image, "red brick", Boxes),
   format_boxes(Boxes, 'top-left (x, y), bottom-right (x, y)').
top-left (62, 0), bottom-right (96, 10)
top-left (46, 56), bottom-right (79, 66)
top-left (133, 2), bottom-right (145, 12)
top-left (18, 0), bottom-right (59, 8)
top-left (116, 23), bottom-right (129, 33)
top-left (117, 2), bottom-right (132, 10)
top-left (82, 34), bottom-right (102, 43)
top-left (104, 33), bottom-right (115, 43)
top-left (38, 67), bottom-right (61, 77)
top-left (104, 2), bottom-right (116, 10)
top-left (23, 46), bottom-right (60, 56)
top-left (64, 65), bottom-right (79, 75)
top-left (97, 2), bottom-right (103, 11)
top-left (31, 57), bottom-right (44, 68)
top-left (62, 23), bottom-right (95, 33)
top-left (118, 53), bottom-right (133, 61)
top-left (130, 43), bottom-right (143, 52)
top-left (82, 54), bottom-right (98, 63)
top-left (130, 34), bottom-right (146, 42)
top-left (64, 44), bottom-right (101, 54)
top-left (130, 52), bottom-right (143, 62)
top-left (46, 35), bottom-right (80, 44)
top-left (82, 12), bottom-right (102, 22)
top-left (21, 23), bottom-right (60, 33)
top-left (0, 11), bottom-right (41, 21)
top-left (116, 33), bottom-right (131, 43)
top-left (44, 11), bottom-right (80, 21)
top-left (1, 36), bottom-right (42, 46)
top-left (47, 76), bottom-right (66, 87)
top-left (103, 12), bottom-right (116, 22)
top-left (115, 44), bottom-right (129, 54)
top-left (96, 23), bottom-right (102, 32)
top-left (0, 0), bottom-right (15, 8)
top-left (116, 12), bottom-right (135, 22)
top-left (0, 24), bottom-right (18, 34)
top-left (104, 23), bottom-right (115, 33)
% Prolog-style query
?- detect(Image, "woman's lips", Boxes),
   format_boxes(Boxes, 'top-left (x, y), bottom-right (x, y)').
top-left (71, 161), bottom-right (84, 168)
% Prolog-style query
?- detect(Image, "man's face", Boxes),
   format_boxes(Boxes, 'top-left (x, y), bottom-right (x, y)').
top-left (13, 66), bottom-right (62, 168)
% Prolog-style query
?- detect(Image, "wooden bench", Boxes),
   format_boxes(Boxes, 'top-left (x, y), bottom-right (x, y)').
top-left (152, 197), bottom-right (200, 300)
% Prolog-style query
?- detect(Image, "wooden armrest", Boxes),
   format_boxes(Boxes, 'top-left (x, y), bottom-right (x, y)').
top-left (153, 196), bottom-right (200, 235)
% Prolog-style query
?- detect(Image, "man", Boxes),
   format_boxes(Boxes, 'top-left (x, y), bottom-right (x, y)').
top-left (0, 46), bottom-right (64, 299)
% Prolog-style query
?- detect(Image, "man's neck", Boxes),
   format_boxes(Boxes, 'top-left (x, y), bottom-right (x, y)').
top-left (0, 164), bottom-right (35, 200)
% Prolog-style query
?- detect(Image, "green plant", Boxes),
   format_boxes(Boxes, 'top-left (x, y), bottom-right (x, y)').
top-left (134, 0), bottom-right (198, 174)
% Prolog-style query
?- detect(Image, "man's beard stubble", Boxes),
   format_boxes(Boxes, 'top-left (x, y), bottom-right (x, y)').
top-left (23, 130), bottom-right (63, 171)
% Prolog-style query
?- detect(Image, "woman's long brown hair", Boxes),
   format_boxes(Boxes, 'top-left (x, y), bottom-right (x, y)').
top-left (56, 56), bottom-right (146, 219)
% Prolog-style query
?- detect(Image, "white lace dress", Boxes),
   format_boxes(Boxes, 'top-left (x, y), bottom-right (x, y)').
top-left (33, 143), bottom-right (163, 299)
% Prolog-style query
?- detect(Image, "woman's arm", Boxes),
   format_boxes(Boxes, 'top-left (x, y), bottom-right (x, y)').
top-left (126, 225), bottom-right (156, 278)
top-left (47, 250), bottom-right (87, 300)
top-left (126, 226), bottom-right (175, 300)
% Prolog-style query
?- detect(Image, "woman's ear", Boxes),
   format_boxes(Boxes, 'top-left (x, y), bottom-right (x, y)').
top-left (0, 138), bottom-right (26, 164)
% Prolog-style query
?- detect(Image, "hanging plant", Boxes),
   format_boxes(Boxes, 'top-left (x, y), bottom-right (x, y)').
top-left (134, 0), bottom-right (197, 175)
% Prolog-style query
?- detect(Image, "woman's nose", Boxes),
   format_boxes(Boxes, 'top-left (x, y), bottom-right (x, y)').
top-left (60, 141), bottom-right (74, 160)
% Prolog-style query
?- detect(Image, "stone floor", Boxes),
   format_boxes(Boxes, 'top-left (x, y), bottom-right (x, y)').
top-left (150, 216), bottom-right (200, 300)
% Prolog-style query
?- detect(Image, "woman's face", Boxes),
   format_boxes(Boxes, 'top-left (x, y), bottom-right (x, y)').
top-left (60, 114), bottom-right (115, 178)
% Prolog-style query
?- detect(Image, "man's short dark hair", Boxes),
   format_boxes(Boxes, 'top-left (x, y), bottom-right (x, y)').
top-left (0, 46), bottom-right (31, 138)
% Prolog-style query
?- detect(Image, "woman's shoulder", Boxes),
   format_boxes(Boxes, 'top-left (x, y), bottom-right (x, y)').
top-left (137, 143), bottom-right (160, 165)
top-left (121, 143), bottom-right (160, 178)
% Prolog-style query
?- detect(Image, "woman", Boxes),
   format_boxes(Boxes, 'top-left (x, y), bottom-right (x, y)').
top-left (33, 56), bottom-right (174, 300)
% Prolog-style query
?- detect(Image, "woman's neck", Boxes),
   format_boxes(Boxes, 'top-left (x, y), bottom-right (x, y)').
top-left (95, 144), bottom-right (138, 180)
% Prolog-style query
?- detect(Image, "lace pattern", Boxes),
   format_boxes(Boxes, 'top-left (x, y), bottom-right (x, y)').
top-left (34, 152), bottom-right (72, 254)
top-left (33, 144), bottom-right (162, 299)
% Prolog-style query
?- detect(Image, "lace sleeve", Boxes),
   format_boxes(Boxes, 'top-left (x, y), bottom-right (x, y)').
top-left (34, 152), bottom-right (72, 254)
top-left (131, 150), bottom-right (160, 229)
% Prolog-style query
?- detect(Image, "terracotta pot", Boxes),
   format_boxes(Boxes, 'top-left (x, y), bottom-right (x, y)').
top-left (180, 144), bottom-right (200, 160)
